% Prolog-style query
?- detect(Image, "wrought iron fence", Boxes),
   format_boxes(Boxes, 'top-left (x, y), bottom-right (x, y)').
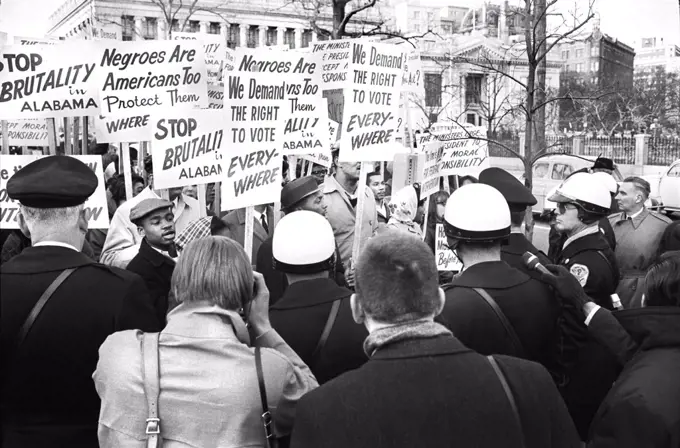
top-left (488, 137), bottom-right (520, 158)
top-left (581, 137), bottom-right (636, 165)
top-left (647, 138), bottom-right (680, 166)
top-left (545, 136), bottom-right (572, 155)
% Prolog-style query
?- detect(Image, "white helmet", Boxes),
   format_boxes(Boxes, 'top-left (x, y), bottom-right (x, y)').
top-left (444, 184), bottom-right (511, 241)
top-left (591, 171), bottom-right (618, 195)
top-left (548, 172), bottom-right (611, 215)
top-left (273, 211), bottom-right (336, 273)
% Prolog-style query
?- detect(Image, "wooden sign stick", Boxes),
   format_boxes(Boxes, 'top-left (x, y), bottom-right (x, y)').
top-left (63, 118), bottom-right (72, 155)
top-left (121, 143), bottom-right (134, 201)
top-left (351, 162), bottom-right (370, 265)
top-left (244, 206), bottom-right (255, 264)
top-left (1, 121), bottom-right (9, 155)
top-left (198, 184), bottom-right (207, 218)
top-left (82, 116), bottom-right (89, 154)
top-left (46, 119), bottom-right (57, 155)
top-left (73, 117), bottom-right (81, 154)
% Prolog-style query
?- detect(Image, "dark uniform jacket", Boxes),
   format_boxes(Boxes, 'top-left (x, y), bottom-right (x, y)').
top-left (257, 237), bottom-right (346, 306)
top-left (0, 246), bottom-right (161, 448)
top-left (126, 238), bottom-right (176, 326)
top-left (548, 219), bottom-right (616, 263)
top-left (554, 230), bottom-right (621, 440)
top-left (269, 278), bottom-right (367, 384)
top-left (588, 308), bottom-right (680, 448)
top-left (501, 232), bottom-right (551, 279)
top-left (438, 261), bottom-right (563, 380)
top-left (290, 335), bottom-right (580, 448)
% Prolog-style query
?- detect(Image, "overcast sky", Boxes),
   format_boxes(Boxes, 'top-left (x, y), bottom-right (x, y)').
top-left (1, 0), bottom-right (679, 46)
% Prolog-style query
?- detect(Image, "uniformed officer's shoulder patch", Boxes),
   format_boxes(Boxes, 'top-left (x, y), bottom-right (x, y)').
top-left (649, 210), bottom-right (673, 224)
top-left (569, 263), bottom-right (590, 287)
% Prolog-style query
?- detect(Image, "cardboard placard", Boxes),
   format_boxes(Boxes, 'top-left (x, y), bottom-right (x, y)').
top-left (436, 224), bottom-right (462, 271)
top-left (402, 50), bottom-right (424, 94)
top-left (0, 154), bottom-right (110, 229)
top-left (5, 119), bottom-right (49, 145)
top-left (172, 32), bottom-right (225, 85)
top-left (421, 126), bottom-right (490, 177)
top-left (311, 39), bottom-right (351, 90)
top-left (207, 84), bottom-right (223, 109)
top-left (93, 113), bottom-right (151, 143)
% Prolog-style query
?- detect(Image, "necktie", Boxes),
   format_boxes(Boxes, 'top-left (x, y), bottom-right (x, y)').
top-left (260, 214), bottom-right (269, 234)
top-left (349, 196), bottom-right (358, 209)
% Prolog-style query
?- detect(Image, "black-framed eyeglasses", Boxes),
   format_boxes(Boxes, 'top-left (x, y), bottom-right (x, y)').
top-left (557, 203), bottom-right (579, 214)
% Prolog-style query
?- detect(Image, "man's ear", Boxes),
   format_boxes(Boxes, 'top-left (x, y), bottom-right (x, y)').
top-left (17, 212), bottom-right (31, 239)
top-left (435, 287), bottom-right (446, 317)
top-left (137, 226), bottom-right (145, 238)
top-left (78, 208), bottom-right (89, 233)
top-left (350, 293), bottom-right (365, 325)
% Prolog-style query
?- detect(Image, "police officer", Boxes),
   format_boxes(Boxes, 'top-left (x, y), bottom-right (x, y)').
top-left (547, 172), bottom-right (621, 440)
top-left (269, 211), bottom-right (367, 384)
top-left (478, 167), bottom-right (550, 277)
top-left (0, 156), bottom-right (160, 448)
top-left (437, 183), bottom-right (562, 382)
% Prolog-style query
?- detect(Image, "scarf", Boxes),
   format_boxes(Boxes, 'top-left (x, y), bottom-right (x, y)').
top-left (363, 320), bottom-right (452, 357)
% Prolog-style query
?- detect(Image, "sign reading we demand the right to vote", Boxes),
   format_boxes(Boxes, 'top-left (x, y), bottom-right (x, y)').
top-left (339, 41), bottom-right (404, 162)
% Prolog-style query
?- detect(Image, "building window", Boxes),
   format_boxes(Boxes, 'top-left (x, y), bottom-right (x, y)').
top-left (424, 73), bottom-right (442, 107)
top-left (284, 28), bottom-right (295, 49)
top-left (575, 48), bottom-right (583, 58)
top-left (591, 60), bottom-right (599, 71)
top-left (266, 27), bottom-right (277, 46)
top-left (143, 17), bottom-right (157, 40)
top-left (414, 11), bottom-right (420, 19)
top-left (247, 26), bottom-right (258, 48)
top-left (562, 49), bottom-right (570, 59)
top-left (466, 113), bottom-right (476, 125)
top-left (208, 22), bottom-right (220, 34)
top-left (428, 12), bottom-right (434, 22)
top-left (414, 24), bottom-right (421, 32)
top-left (576, 63), bottom-right (584, 72)
top-left (122, 15), bottom-right (134, 41)
top-left (317, 33), bottom-right (329, 41)
top-left (302, 30), bottom-right (313, 48)
top-left (228, 24), bottom-right (239, 48)
top-left (590, 46), bottom-right (598, 57)
top-left (465, 74), bottom-right (483, 105)
top-left (188, 20), bottom-right (200, 33)
top-left (171, 19), bottom-right (180, 32)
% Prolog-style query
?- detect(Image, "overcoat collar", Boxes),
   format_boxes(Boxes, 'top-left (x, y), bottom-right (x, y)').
top-left (1, 245), bottom-right (95, 274)
top-left (271, 278), bottom-right (352, 310)
top-left (449, 260), bottom-right (530, 289)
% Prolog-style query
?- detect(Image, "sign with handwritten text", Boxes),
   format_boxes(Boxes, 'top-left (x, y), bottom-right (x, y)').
top-left (5, 119), bottom-right (49, 145)
top-left (420, 126), bottom-right (490, 177)
top-left (436, 224), bottom-right (462, 271)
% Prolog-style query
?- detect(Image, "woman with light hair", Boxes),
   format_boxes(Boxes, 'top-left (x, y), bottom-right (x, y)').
top-left (94, 236), bottom-right (318, 447)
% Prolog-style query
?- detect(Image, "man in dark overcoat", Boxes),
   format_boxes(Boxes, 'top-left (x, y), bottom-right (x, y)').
top-left (290, 232), bottom-right (580, 448)
top-left (0, 156), bottom-right (160, 448)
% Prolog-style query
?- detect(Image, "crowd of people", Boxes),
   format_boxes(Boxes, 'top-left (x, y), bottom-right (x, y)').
top-left (1, 150), bottom-right (679, 448)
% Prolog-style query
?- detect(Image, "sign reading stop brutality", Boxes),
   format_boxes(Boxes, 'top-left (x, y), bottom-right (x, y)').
top-left (150, 110), bottom-right (225, 189)
top-left (95, 40), bottom-right (208, 115)
top-left (172, 32), bottom-right (225, 85)
top-left (0, 42), bottom-right (100, 119)
top-left (5, 119), bottom-right (49, 145)
top-left (311, 39), bottom-right (352, 90)
top-left (94, 113), bottom-right (152, 143)
top-left (436, 224), bottom-right (463, 271)
top-left (221, 49), bottom-right (285, 209)
top-left (339, 42), bottom-right (404, 162)
top-left (0, 155), bottom-right (109, 229)
top-left (421, 126), bottom-right (490, 177)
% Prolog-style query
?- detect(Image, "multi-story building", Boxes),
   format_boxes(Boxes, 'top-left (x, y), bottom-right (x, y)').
top-left (46, 0), bottom-right (382, 47)
top-left (633, 36), bottom-right (680, 75)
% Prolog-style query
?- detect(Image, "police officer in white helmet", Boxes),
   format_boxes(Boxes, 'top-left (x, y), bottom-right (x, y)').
top-left (437, 184), bottom-right (564, 385)
top-left (268, 211), bottom-right (367, 384)
top-left (547, 171), bottom-right (621, 440)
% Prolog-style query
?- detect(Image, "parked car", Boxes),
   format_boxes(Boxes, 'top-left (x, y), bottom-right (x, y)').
top-left (523, 154), bottom-right (624, 213)
top-left (643, 159), bottom-right (680, 215)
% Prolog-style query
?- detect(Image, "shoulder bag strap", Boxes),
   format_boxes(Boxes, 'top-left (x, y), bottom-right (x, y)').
top-left (311, 299), bottom-right (342, 368)
top-left (472, 288), bottom-right (527, 359)
top-left (487, 356), bottom-right (526, 448)
top-left (17, 268), bottom-right (77, 348)
top-left (142, 332), bottom-right (162, 448)
top-left (255, 346), bottom-right (278, 448)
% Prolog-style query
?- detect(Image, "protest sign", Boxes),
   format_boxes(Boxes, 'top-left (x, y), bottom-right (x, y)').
top-left (311, 39), bottom-right (351, 90)
top-left (301, 116), bottom-right (336, 168)
top-left (339, 41), bottom-right (405, 162)
top-left (0, 154), bottom-right (109, 229)
top-left (172, 32), bottom-right (225, 85)
top-left (436, 224), bottom-right (463, 271)
top-left (0, 41), bottom-right (100, 119)
top-left (94, 40), bottom-right (208, 115)
top-left (0, 32), bottom-right (7, 47)
top-left (93, 23), bottom-right (121, 40)
top-left (150, 109), bottom-right (225, 189)
top-left (420, 140), bottom-right (443, 199)
top-left (207, 84), bottom-right (223, 109)
top-left (13, 36), bottom-right (58, 45)
top-left (421, 126), bottom-right (490, 177)
top-left (94, 113), bottom-right (152, 143)
top-left (5, 119), bottom-right (49, 145)
top-left (221, 48), bottom-right (285, 209)
top-left (402, 50), bottom-right (424, 94)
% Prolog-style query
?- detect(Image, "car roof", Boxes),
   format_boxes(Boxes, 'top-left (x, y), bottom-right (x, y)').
top-left (534, 154), bottom-right (601, 165)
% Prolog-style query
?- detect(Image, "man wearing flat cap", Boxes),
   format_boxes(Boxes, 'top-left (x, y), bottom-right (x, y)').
top-left (0, 156), bottom-right (160, 448)
top-left (479, 167), bottom-right (550, 277)
top-left (256, 176), bottom-right (346, 305)
top-left (126, 198), bottom-right (178, 326)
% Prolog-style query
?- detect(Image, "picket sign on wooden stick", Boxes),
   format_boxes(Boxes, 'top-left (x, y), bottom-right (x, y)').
top-left (351, 162), bottom-right (370, 266)
top-left (22, 146), bottom-right (28, 155)
top-left (421, 196), bottom-right (430, 242)
top-left (46, 119), bottom-right (57, 155)
top-left (213, 183), bottom-right (222, 216)
top-left (244, 206), bottom-right (255, 264)
top-left (63, 118), bottom-right (72, 155)
top-left (273, 202), bottom-right (282, 229)
top-left (1, 121), bottom-right (9, 155)
top-left (73, 117), bottom-right (81, 155)
top-left (306, 160), bottom-right (313, 176)
top-left (139, 142), bottom-right (147, 181)
top-left (82, 116), bottom-right (89, 154)
top-left (289, 156), bottom-right (297, 181)
top-left (198, 184), bottom-right (207, 218)
top-left (121, 143), bottom-right (134, 201)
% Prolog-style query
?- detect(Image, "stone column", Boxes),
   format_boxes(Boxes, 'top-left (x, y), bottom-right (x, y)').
top-left (220, 22), bottom-right (228, 43)
top-left (634, 134), bottom-right (650, 173)
top-left (277, 27), bottom-right (285, 47)
top-left (134, 17), bottom-right (144, 40)
top-left (259, 25), bottom-right (267, 47)
top-left (572, 135), bottom-right (584, 156)
top-left (311, 30), bottom-right (318, 42)
top-left (239, 23), bottom-right (248, 48)
top-left (294, 28), bottom-right (302, 49)
top-left (157, 19), bottom-right (167, 40)
top-left (200, 21), bottom-right (209, 34)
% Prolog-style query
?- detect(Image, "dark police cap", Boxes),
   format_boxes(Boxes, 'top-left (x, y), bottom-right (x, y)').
top-left (479, 167), bottom-right (537, 212)
top-left (281, 176), bottom-right (319, 210)
top-left (130, 198), bottom-right (173, 223)
top-left (593, 157), bottom-right (614, 171)
top-left (7, 155), bottom-right (98, 208)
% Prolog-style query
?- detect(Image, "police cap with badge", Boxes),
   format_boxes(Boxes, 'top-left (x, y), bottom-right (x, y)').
top-left (273, 211), bottom-right (336, 274)
top-left (478, 167), bottom-right (537, 213)
top-left (7, 155), bottom-right (98, 208)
